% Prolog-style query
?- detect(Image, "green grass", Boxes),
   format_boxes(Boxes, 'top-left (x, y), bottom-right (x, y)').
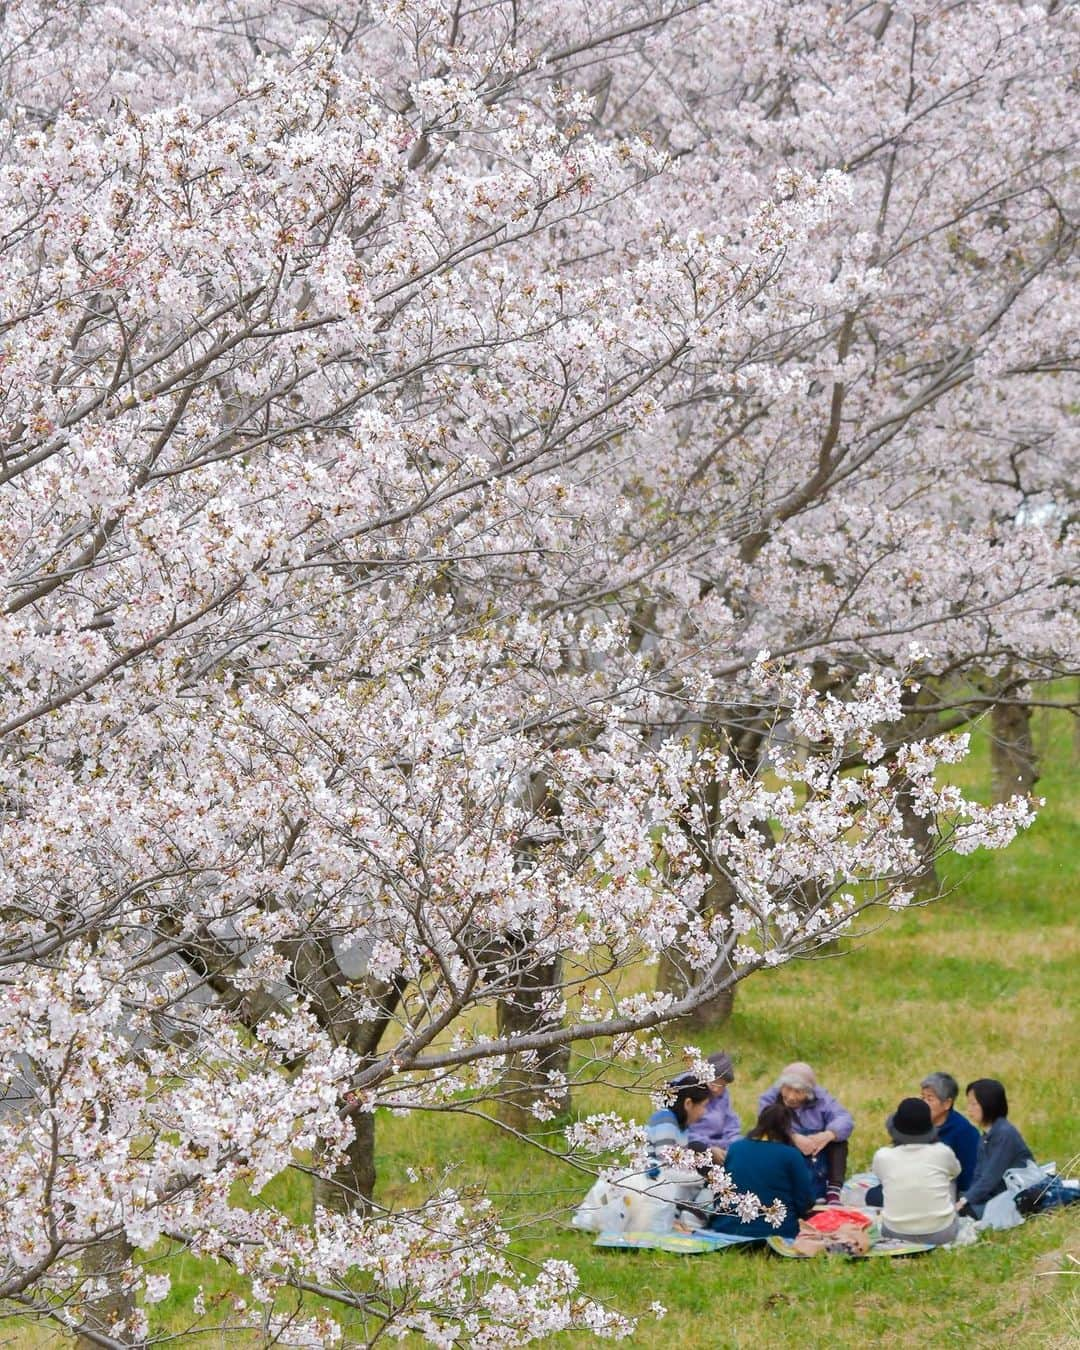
top-left (10, 701), bottom-right (1078, 1346)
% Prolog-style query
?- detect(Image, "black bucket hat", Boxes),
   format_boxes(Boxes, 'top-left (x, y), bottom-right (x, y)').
top-left (886, 1097), bottom-right (938, 1145)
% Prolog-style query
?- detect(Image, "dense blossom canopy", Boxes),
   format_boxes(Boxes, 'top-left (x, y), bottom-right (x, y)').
top-left (0, 0), bottom-right (1074, 1342)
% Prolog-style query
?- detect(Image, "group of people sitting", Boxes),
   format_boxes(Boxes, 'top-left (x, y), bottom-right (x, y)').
top-left (643, 1054), bottom-right (1039, 1244)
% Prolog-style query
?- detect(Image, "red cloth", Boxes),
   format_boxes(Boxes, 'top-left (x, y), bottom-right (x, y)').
top-left (805, 1207), bottom-right (872, 1232)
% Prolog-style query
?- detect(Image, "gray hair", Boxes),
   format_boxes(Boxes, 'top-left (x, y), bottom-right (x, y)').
top-left (920, 1072), bottom-right (959, 1105)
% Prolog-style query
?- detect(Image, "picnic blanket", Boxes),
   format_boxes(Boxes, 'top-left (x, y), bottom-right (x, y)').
top-left (594, 1229), bottom-right (760, 1254)
top-left (766, 1234), bottom-right (934, 1259)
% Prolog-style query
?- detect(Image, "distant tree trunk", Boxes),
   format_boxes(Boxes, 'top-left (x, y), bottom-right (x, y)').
top-left (655, 727), bottom-right (767, 1028)
top-left (991, 699), bottom-right (1038, 803)
top-left (76, 1231), bottom-right (136, 1348)
top-left (894, 777), bottom-right (940, 894)
top-left (494, 954), bottom-right (571, 1131)
top-left (889, 687), bottom-right (940, 894)
top-left (655, 867), bottom-right (737, 1028)
top-left (312, 1110), bottom-right (377, 1216)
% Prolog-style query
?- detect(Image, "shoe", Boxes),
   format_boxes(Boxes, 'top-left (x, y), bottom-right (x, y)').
top-left (825, 1186), bottom-right (843, 1207)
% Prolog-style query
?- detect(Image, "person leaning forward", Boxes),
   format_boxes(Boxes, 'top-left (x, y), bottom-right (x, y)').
top-left (758, 1061), bottom-right (853, 1204)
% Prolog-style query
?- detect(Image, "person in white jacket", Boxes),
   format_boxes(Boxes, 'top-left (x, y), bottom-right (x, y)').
top-left (872, 1097), bottom-right (961, 1245)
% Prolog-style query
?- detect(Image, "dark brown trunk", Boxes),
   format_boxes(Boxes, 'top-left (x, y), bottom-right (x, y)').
top-left (312, 1110), bottom-right (377, 1216)
top-left (494, 956), bottom-right (571, 1131)
top-left (76, 1231), bottom-right (138, 1347)
top-left (991, 699), bottom-right (1038, 803)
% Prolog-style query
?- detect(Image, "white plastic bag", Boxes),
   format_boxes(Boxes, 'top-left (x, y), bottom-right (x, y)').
top-left (571, 1170), bottom-right (701, 1234)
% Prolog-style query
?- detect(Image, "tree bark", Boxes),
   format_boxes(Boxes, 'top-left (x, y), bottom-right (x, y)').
top-left (655, 867), bottom-right (737, 1028)
top-left (312, 1110), bottom-right (377, 1216)
top-left (494, 955), bottom-right (571, 1131)
top-left (76, 1231), bottom-right (138, 1348)
top-left (991, 699), bottom-right (1038, 803)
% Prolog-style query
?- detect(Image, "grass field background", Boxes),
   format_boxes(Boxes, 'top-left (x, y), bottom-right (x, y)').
top-left (3, 701), bottom-right (1076, 1347)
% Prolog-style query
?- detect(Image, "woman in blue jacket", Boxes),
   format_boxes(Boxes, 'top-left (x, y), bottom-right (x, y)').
top-left (708, 1101), bottom-right (815, 1239)
top-left (958, 1078), bottom-right (1035, 1219)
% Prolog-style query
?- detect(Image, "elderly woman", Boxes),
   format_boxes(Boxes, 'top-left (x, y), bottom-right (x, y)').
top-left (872, 1097), bottom-right (961, 1245)
top-left (758, 1062), bottom-right (854, 1204)
top-left (958, 1078), bottom-right (1035, 1219)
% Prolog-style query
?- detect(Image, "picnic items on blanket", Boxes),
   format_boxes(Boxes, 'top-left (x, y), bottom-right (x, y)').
top-left (593, 1229), bottom-right (759, 1254)
top-left (804, 1207), bottom-right (873, 1233)
top-left (767, 1233), bottom-right (935, 1259)
top-left (975, 1160), bottom-right (1080, 1229)
top-left (840, 1172), bottom-right (881, 1209)
top-left (572, 1171), bottom-right (707, 1235)
top-left (791, 1218), bottom-right (872, 1257)
top-left (1015, 1172), bottom-right (1080, 1215)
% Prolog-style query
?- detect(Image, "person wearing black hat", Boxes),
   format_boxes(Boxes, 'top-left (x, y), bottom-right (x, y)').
top-left (871, 1098), bottom-right (962, 1245)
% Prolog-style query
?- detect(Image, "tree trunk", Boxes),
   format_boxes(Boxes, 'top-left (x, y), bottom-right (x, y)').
top-left (494, 955), bottom-right (571, 1131)
top-left (76, 1231), bottom-right (138, 1348)
top-left (655, 945), bottom-right (736, 1027)
top-left (312, 1109), bottom-right (376, 1216)
top-left (895, 778), bottom-right (939, 894)
top-left (991, 699), bottom-right (1038, 803)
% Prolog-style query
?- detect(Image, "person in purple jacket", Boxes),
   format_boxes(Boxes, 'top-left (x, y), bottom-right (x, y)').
top-left (758, 1061), bottom-right (854, 1204)
top-left (687, 1051), bottom-right (741, 1162)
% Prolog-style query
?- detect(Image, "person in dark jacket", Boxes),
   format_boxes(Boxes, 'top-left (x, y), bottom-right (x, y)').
top-left (758, 1061), bottom-right (854, 1203)
top-left (708, 1101), bottom-right (815, 1239)
top-left (920, 1071), bottom-right (980, 1194)
top-left (958, 1078), bottom-right (1035, 1219)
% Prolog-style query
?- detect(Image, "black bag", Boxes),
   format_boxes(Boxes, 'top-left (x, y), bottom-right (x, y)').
top-left (1014, 1175), bottom-right (1080, 1216)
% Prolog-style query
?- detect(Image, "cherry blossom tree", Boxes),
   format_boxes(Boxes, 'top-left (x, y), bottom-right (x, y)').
top-left (0, 0), bottom-right (1072, 1343)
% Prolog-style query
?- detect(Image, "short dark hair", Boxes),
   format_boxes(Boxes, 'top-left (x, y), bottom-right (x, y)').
top-left (748, 1101), bottom-right (795, 1147)
top-left (966, 1078), bottom-right (1008, 1123)
top-left (667, 1077), bottom-right (711, 1129)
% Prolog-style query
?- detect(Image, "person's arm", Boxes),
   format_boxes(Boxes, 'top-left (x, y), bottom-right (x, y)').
top-left (817, 1090), bottom-right (854, 1142)
top-left (941, 1144), bottom-right (961, 1180)
top-left (964, 1124), bottom-right (1010, 1209)
top-left (790, 1147), bottom-right (816, 1217)
top-left (718, 1097), bottom-right (742, 1149)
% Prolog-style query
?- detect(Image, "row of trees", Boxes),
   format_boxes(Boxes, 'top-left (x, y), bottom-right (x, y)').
top-left (0, 0), bottom-right (1075, 1342)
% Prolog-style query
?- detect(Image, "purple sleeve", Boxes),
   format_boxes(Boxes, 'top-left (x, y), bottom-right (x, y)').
top-left (719, 1098), bottom-right (742, 1147)
top-left (688, 1094), bottom-right (742, 1149)
top-left (758, 1084), bottom-right (779, 1114)
top-left (816, 1089), bottom-right (854, 1141)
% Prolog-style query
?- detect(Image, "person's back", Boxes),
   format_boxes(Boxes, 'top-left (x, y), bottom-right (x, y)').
top-left (873, 1143), bottom-right (960, 1236)
top-left (708, 1102), bottom-right (814, 1239)
top-left (872, 1099), bottom-right (961, 1245)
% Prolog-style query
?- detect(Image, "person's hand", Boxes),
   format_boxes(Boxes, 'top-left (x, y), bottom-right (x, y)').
top-left (710, 1147), bottom-right (727, 1165)
top-left (801, 1131), bottom-right (835, 1157)
top-left (956, 1198), bottom-right (967, 1213)
top-left (792, 1133), bottom-right (818, 1157)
